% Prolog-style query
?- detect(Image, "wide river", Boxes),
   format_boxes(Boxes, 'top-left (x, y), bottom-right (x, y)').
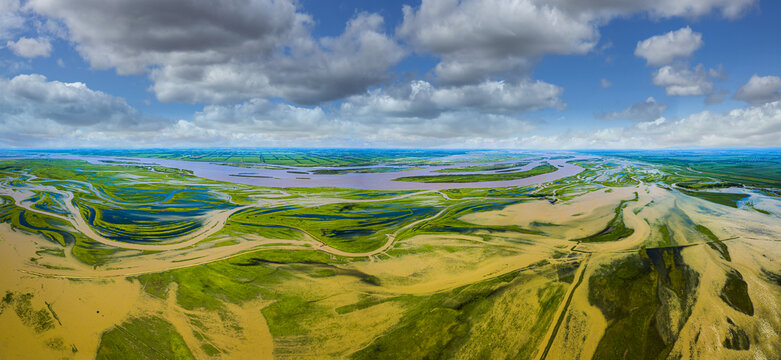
top-left (22, 154), bottom-right (592, 191)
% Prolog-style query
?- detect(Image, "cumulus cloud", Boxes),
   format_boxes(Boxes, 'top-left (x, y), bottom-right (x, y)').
top-left (152, 13), bottom-right (404, 105)
top-left (341, 79), bottom-right (564, 119)
top-left (597, 97), bottom-right (668, 122)
top-left (0, 0), bottom-right (24, 39)
top-left (193, 100), bottom-right (341, 138)
top-left (398, 0), bottom-right (754, 84)
top-left (733, 74), bottom-right (781, 105)
top-left (635, 27), bottom-right (703, 66)
top-left (27, 0), bottom-right (298, 74)
top-left (508, 101), bottom-right (781, 149)
top-left (364, 112), bottom-right (536, 142)
top-left (397, 0), bottom-right (598, 84)
top-left (27, 0), bottom-right (404, 105)
top-left (652, 64), bottom-right (716, 96)
top-left (551, 0), bottom-right (755, 20)
top-left (186, 84), bottom-right (547, 145)
top-left (6, 37), bottom-right (52, 57)
top-left (0, 0), bottom-right (766, 149)
top-left (630, 101), bottom-right (781, 147)
top-left (0, 74), bottom-right (167, 145)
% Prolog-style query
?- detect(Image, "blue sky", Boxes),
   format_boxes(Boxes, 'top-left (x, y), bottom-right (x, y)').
top-left (1, 0), bottom-right (780, 148)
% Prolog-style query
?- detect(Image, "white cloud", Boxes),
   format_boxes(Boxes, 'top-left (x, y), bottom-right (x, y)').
top-left (6, 37), bottom-right (52, 58)
top-left (151, 13), bottom-right (404, 105)
top-left (0, 74), bottom-right (167, 145)
top-left (27, 0), bottom-right (298, 74)
top-left (597, 97), bottom-right (668, 122)
top-left (503, 101), bottom-right (781, 149)
top-left (0, 0), bottom-right (767, 149)
top-left (342, 79), bottom-right (564, 119)
top-left (193, 99), bottom-right (340, 138)
top-left (652, 64), bottom-right (714, 96)
top-left (397, 0), bottom-right (598, 84)
top-left (552, 0), bottom-right (756, 20)
top-left (397, 0), bottom-right (754, 85)
top-left (600, 79), bottom-right (612, 88)
top-left (0, 0), bottom-right (24, 40)
top-left (635, 27), bottom-right (703, 66)
top-left (733, 74), bottom-right (781, 105)
top-left (27, 0), bottom-right (404, 105)
top-left (632, 101), bottom-right (781, 147)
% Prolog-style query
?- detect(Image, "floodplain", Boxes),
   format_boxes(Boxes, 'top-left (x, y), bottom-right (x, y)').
top-left (0, 149), bottom-right (779, 359)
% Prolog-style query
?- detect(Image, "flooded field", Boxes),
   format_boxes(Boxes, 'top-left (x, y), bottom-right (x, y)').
top-left (0, 151), bottom-right (779, 359)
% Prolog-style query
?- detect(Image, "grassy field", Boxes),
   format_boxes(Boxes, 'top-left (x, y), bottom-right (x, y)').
top-left (394, 164), bottom-right (557, 183)
top-left (431, 162), bottom-right (529, 173)
top-left (585, 149), bottom-right (781, 189)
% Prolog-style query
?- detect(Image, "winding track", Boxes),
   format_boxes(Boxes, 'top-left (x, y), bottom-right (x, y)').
top-left (0, 176), bottom-right (460, 257)
top-left (0, 155), bottom-right (587, 258)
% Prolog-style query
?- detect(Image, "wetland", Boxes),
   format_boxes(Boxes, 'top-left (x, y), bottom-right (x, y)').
top-left (0, 149), bottom-right (779, 359)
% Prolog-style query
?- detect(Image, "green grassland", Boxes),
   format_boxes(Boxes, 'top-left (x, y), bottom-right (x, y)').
top-left (394, 164), bottom-right (557, 183)
top-left (439, 186), bottom-right (536, 199)
top-left (96, 316), bottom-right (195, 360)
top-left (310, 167), bottom-right (414, 175)
top-left (585, 149), bottom-right (781, 189)
top-left (431, 162), bottom-right (529, 173)
top-left (677, 188), bottom-right (749, 208)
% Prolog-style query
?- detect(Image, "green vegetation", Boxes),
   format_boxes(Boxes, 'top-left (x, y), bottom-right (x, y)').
top-left (573, 193), bottom-right (637, 243)
top-left (5, 292), bottom-right (56, 333)
top-left (431, 162), bottom-right (528, 173)
top-left (586, 149), bottom-right (781, 189)
top-left (695, 225), bottom-right (731, 261)
top-left (140, 165), bottom-right (194, 175)
top-left (394, 164), bottom-right (557, 183)
top-left (96, 316), bottom-right (194, 360)
top-left (720, 270), bottom-right (754, 316)
top-left (283, 187), bottom-right (413, 200)
top-left (723, 318), bottom-right (750, 350)
top-left (225, 199), bottom-right (443, 253)
top-left (0, 158), bottom-right (256, 263)
top-left (588, 250), bottom-right (698, 360)
top-left (311, 167), bottom-right (412, 174)
top-left (395, 199), bottom-right (540, 245)
top-left (678, 188), bottom-right (749, 208)
top-left (352, 263), bottom-right (567, 360)
top-left (1, 150), bottom-right (780, 359)
top-left (677, 181), bottom-right (742, 190)
top-left (440, 186), bottom-right (535, 199)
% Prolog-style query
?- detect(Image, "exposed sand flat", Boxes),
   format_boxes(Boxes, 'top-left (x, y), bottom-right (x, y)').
top-left (670, 244), bottom-right (752, 359)
top-left (461, 187), bottom-right (638, 241)
top-left (0, 223), bottom-right (280, 359)
top-left (353, 234), bottom-right (555, 295)
top-left (0, 224), bottom-right (144, 358)
top-left (542, 254), bottom-right (608, 360)
top-left (572, 186), bottom-right (651, 254)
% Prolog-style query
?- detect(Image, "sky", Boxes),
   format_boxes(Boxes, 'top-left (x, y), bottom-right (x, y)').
top-left (0, 0), bottom-right (780, 149)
